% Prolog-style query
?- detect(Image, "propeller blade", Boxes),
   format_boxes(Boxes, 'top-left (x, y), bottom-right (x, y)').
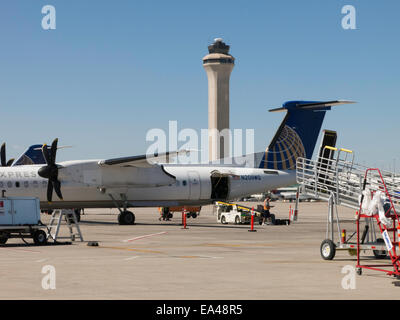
top-left (50, 138), bottom-right (58, 164)
top-left (6, 159), bottom-right (14, 167)
top-left (42, 144), bottom-right (50, 165)
top-left (41, 138), bottom-right (63, 202)
top-left (47, 181), bottom-right (53, 203)
top-left (53, 179), bottom-right (63, 200)
top-left (1, 143), bottom-right (6, 167)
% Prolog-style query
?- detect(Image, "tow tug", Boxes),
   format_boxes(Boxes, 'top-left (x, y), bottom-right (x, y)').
top-left (215, 201), bottom-right (290, 225)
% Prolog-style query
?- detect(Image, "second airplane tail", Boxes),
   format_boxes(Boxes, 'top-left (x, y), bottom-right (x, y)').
top-left (12, 145), bottom-right (47, 166)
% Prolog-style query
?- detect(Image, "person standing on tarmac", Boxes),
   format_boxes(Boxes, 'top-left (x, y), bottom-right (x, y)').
top-left (262, 197), bottom-right (272, 225)
top-left (162, 207), bottom-right (170, 221)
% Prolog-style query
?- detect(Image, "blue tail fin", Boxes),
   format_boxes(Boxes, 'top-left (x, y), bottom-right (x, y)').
top-left (12, 145), bottom-right (48, 166)
top-left (258, 100), bottom-right (354, 170)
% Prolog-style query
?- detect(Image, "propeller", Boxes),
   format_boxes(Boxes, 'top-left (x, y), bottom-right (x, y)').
top-left (38, 138), bottom-right (63, 203)
top-left (1, 143), bottom-right (14, 167)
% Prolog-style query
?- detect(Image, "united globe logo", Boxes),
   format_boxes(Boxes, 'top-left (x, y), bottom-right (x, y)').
top-left (263, 125), bottom-right (306, 170)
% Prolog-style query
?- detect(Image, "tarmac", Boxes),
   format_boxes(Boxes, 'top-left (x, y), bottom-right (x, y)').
top-left (0, 201), bottom-right (399, 300)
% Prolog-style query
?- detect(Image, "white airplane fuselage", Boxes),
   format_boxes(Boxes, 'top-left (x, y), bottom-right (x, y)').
top-left (0, 160), bottom-right (296, 209)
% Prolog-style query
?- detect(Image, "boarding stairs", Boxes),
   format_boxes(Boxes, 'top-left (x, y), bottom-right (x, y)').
top-left (47, 209), bottom-right (84, 242)
top-left (296, 146), bottom-right (400, 278)
top-left (296, 147), bottom-right (400, 212)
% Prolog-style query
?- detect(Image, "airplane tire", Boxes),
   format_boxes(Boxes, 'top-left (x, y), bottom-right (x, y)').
top-left (118, 211), bottom-right (135, 225)
top-left (32, 230), bottom-right (48, 246)
top-left (191, 212), bottom-right (197, 219)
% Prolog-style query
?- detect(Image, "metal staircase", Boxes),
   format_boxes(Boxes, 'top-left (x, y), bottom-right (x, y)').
top-left (296, 147), bottom-right (400, 212)
top-left (47, 209), bottom-right (84, 242)
top-left (296, 145), bottom-right (400, 278)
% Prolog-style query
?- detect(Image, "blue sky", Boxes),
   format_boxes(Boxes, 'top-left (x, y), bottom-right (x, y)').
top-left (0, 1), bottom-right (399, 171)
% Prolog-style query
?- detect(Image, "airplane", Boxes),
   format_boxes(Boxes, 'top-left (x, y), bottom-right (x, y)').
top-left (0, 100), bottom-right (353, 225)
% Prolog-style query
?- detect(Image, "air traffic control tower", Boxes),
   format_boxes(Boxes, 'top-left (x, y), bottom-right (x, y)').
top-left (203, 38), bottom-right (235, 161)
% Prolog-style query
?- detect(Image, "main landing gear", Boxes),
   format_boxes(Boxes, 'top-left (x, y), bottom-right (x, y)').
top-left (108, 193), bottom-right (135, 225)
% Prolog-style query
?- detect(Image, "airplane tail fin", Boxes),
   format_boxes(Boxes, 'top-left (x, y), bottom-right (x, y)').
top-left (258, 100), bottom-right (355, 170)
top-left (12, 145), bottom-right (47, 166)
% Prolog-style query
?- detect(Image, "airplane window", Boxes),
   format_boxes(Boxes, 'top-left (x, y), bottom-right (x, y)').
top-left (15, 182), bottom-right (20, 188)
top-left (0, 182), bottom-right (3, 188)
top-left (183, 180), bottom-right (187, 186)
top-left (42, 181), bottom-right (47, 188)
top-left (33, 181), bottom-right (38, 188)
top-left (24, 181), bottom-right (29, 188)
top-left (176, 181), bottom-right (180, 186)
top-left (7, 181), bottom-right (12, 188)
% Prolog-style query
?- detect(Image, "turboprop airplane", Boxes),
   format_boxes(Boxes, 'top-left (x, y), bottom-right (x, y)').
top-left (0, 100), bottom-right (353, 225)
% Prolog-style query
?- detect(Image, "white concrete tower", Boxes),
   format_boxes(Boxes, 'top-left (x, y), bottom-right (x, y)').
top-left (203, 38), bottom-right (235, 161)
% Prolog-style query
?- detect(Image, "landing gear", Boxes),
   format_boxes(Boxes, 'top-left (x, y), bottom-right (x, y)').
top-left (118, 210), bottom-right (135, 225)
top-left (188, 212), bottom-right (197, 219)
top-left (108, 193), bottom-right (136, 225)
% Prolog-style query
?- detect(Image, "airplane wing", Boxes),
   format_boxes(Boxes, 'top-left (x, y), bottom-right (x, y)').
top-left (98, 150), bottom-right (191, 168)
